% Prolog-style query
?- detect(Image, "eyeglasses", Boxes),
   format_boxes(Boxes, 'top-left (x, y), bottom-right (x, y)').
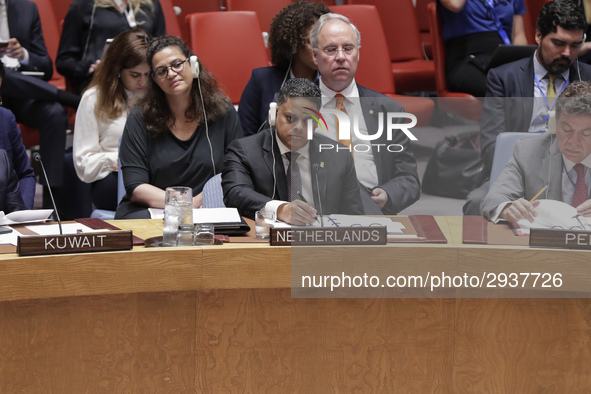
top-left (153, 58), bottom-right (189, 79)
top-left (322, 45), bottom-right (359, 57)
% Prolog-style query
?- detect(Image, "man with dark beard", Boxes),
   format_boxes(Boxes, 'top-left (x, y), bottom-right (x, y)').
top-left (464, 0), bottom-right (591, 215)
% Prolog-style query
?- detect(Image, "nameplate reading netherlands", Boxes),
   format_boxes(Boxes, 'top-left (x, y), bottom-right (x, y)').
top-left (17, 231), bottom-right (133, 256)
top-left (270, 226), bottom-right (387, 246)
top-left (530, 228), bottom-right (591, 250)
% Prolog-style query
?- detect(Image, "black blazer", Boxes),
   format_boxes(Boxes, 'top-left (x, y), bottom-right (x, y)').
top-left (222, 130), bottom-right (364, 219)
top-left (6, 0), bottom-right (53, 78)
top-left (0, 149), bottom-right (27, 214)
top-left (480, 56), bottom-right (591, 170)
top-left (357, 85), bottom-right (421, 214)
top-left (238, 66), bottom-right (289, 137)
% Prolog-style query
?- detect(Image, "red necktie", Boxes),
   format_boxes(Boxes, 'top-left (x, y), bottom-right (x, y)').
top-left (571, 163), bottom-right (589, 207)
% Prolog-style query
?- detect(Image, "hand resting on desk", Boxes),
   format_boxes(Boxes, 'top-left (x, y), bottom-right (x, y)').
top-left (277, 200), bottom-right (316, 226)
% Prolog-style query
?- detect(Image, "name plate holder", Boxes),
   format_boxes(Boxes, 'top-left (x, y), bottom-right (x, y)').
top-left (530, 228), bottom-right (591, 250)
top-left (17, 231), bottom-right (134, 256)
top-left (270, 226), bottom-right (387, 246)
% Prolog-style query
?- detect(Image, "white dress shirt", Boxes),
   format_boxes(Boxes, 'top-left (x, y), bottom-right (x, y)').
top-left (263, 136), bottom-right (314, 219)
top-left (318, 78), bottom-right (379, 189)
top-left (530, 53), bottom-right (569, 132)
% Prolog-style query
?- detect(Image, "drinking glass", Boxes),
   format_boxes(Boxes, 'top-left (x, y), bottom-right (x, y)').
top-left (194, 223), bottom-right (215, 245)
top-left (255, 210), bottom-right (275, 239)
top-left (163, 186), bottom-right (193, 246)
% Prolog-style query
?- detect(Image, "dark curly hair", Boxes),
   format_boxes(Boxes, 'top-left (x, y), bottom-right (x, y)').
top-left (141, 36), bottom-right (229, 136)
top-left (536, 0), bottom-right (586, 38)
top-left (269, 0), bottom-right (330, 69)
top-left (277, 78), bottom-right (321, 109)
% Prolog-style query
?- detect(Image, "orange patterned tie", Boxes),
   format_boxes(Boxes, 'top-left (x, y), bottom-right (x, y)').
top-left (335, 94), bottom-right (352, 152)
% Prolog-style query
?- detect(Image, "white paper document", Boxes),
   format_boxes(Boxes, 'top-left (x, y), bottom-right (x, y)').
top-left (0, 209), bottom-right (53, 225)
top-left (149, 207), bottom-right (241, 223)
top-left (515, 199), bottom-right (591, 234)
top-left (26, 223), bottom-right (95, 235)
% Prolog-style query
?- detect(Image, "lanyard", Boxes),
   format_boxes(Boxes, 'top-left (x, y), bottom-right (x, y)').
top-left (534, 73), bottom-right (569, 124)
top-left (485, 0), bottom-right (512, 45)
top-left (113, 0), bottom-right (137, 28)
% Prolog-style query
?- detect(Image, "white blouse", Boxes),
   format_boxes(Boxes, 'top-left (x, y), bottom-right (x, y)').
top-left (73, 86), bottom-right (131, 183)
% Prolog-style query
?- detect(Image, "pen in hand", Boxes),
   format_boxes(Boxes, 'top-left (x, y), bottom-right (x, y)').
top-left (529, 185), bottom-right (548, 203)
top-left (296, 191), bottom-right (319, 225)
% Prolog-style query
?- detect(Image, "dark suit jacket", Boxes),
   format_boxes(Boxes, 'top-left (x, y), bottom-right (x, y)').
top-left (480, 56), bottom-right (591, 171)
top-left (0, 107), bottom-right (36, 208)
top-left (1, 0), bottom-right (58, 101)
top-left (6, 0), bottom-right (53, 78)
top-left (222, 130), bottom-right (364, 219)
top-left (238, 66), bottom-right (288, 137)
top-left (356, 85), bottom-right (421, 214)
top-left (0, 149), bottom-right (27, 214)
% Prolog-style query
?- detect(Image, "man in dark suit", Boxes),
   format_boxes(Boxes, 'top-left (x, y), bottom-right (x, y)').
top-left (464, 0), bottom-right (591, 214)
top-left (310, 13), bottom-right (420, 215)
top-left (0, 148), bottom-right (26, 214)
top-left (222, 78), bottom-right (363, 225)
top-left (0, 0), bottom-right (79, 208)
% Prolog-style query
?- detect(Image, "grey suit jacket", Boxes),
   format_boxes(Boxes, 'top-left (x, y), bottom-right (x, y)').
top-left (481, 133), bottom-right (563, 219)
top-left (480, 56), bottom-right (591, 171)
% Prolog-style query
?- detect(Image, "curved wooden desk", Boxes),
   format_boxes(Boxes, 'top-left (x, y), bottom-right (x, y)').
top-left (0, 218), bottom-right (589, 392)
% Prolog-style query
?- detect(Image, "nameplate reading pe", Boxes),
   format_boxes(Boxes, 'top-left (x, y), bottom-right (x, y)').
top-left (17, 231), bottom-right (133, 256)
top-left (270, 226), bottom-right (387, 246)
top-left (530, 228), bottom-right (591, 250)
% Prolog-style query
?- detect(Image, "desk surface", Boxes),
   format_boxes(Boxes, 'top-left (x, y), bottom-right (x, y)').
top-left (1, 218), bottom-right (590, 392)
top-left (0, 217), bottom-right (589, 302)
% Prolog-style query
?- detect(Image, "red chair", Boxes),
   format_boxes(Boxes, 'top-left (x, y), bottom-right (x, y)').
top-left (330, 5), bottom-right (434, 126)
top-left (20, 0), bottom-right (69, 147)
top-left (160, 0), bottom-right (183, 39)
top-left (224, 0), bottom-right (291, 32)
top-left (345, 0), bottom-right (434, 93)
top-left (186, 11), bottom-right (269, 105)
top-left (415, 0), bottom-right (434, 59)
top-left (173, 0), bottom-right (222, 41)
top-left (427, 3), bottom-right (482, 120)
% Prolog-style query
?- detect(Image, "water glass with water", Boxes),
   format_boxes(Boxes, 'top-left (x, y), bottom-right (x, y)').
top-left (255, 210), bottom-right (275, 239)
top-left (163, 186), bottom-right (193, 246)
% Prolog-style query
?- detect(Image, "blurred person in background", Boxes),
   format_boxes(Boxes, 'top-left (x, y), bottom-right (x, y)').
top-left (0, 61), bottom-right (35, 209)
top-left (238, 0), bottom-right (330, 136)
top-left (438, 0), bottom-right (527, 97)
top-left (57, 0), bottom-right (165, 94)
top-left (73, 29), bottom-right (150, 211)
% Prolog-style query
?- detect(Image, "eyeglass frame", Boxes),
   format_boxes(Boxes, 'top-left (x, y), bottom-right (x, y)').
top-left (317, 44), bottom-right (361, 57)
top-left (152, 58), bottom-right (190, 80)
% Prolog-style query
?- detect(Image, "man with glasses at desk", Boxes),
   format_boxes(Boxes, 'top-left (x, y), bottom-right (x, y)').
top-left (482, 81), bottom-right (591, 225)
top-left (310, 13), bottom-right (420, 215)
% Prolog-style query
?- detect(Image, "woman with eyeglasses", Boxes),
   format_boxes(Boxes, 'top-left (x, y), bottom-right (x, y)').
top-left (115, 36), bottom-right (243, 219)
top-left (73, 29), bottom-right (150, 212)
top-left (238, 1), bottom-right (330, 136)
top-left (57, 0), bottom-right (165, 94)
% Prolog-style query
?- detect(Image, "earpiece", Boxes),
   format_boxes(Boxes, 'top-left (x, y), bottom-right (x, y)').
top-left (581, 33), bottom-right (587, 50)
top-left (268, 102), bottom-right (277, 127)
top-left (548, 110), bottom-right (556, 134)
top-left (189, 55), bottom-right (200, 79)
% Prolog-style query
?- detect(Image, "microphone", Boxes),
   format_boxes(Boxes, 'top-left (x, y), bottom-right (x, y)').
top-left (312, 163), bottom-right (324, 227)
top-left (33, 152), bottom-right (62, 235)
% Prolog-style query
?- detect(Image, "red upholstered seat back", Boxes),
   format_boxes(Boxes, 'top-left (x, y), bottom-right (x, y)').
top-left (186, 11), bottom-right (269, 104)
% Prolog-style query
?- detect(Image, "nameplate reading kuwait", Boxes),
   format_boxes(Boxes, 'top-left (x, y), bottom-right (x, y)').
top-left (270, 226), bottom-right (387, 246)
top-left (530, 228), bottom-right (591, 250)
top-left (17, 231), bottom-right (133, 256)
